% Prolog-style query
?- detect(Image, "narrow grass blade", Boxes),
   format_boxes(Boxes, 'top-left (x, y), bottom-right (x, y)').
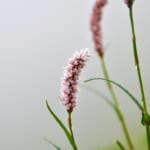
top-left (46, 100), bottom-right (74, 149)
top-left (85, 77), bottom-right (144, 111)
top-left (116, 140), bottom-right (126, 150)
top-left (44, 138), bottom-right (61, 150)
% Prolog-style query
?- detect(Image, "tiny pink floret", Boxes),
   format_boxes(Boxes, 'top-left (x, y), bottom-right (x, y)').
top-left (90, 0), bottom-right (107, 57)
top-left (60, 49), bottom-right (89, 113)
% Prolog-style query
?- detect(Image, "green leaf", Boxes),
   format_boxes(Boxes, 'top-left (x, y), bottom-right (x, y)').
top-left (44, 138), bottom-right (61, 150)
top-left (116, 140), bottom-right (126, 150)
top-left (85, 77), bottom-right (144, 112)
top-left (46, 100), bottom-right (74, 149)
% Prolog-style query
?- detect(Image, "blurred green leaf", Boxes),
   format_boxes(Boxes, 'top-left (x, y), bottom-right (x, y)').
top-left (93, 133), bottom-right (147, 150)
top-left (85, 77), bottom-right (143, 112)
top-left (116, 140), bottom-right (126, 150)
top-left (44, 138), bottom-right (61, 150)
top-left (79, 84), bottom-right (115, 109)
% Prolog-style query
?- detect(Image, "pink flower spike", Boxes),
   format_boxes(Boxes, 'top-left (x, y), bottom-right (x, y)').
top-left (90, 0), bottom-right (107, 58)
top-left (60, 49), bottom-right (90, 113)
top-left (124, 0), bottom-right (129, 4)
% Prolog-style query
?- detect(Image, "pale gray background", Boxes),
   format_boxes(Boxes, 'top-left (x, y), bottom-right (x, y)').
top-left (0, 0), bottom-right (150, 150)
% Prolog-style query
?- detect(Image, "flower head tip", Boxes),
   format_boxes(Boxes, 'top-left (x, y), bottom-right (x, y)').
top-left (90, 0), bottom-right (107, 57)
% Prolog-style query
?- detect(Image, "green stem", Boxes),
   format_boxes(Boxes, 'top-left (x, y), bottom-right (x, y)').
top-left (117, 140), bottom-right (126, 150)
top-left (116, 107), bottom-right (134, 150)
top-left (129, 6), bottom-right (147, 112)
top-left (128, 6), bottom-right (150, 150)
top-left (68, 112), bottom-right (78, 150)
top-left (101, 57), bottom-right (134, 150)
top-left (101, 58), bottom-right (119, 107)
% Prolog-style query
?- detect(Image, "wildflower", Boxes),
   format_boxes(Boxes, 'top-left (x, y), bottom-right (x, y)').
top-left (90, 0), bottom-right (107, 58)
top-left (60, 49), bottom-right (89, 113)
top-left (124, 0), bottom-right (134, 7)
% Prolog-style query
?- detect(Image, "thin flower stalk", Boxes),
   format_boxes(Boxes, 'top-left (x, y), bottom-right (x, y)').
top-left (90, 0), bottom-right (134, 149)
top-left (127, 3), bottom-right (150, 150)
top-left (68, 112), bottom-right (77, 150)
top-left (101, 57), bottom-right (134, 150)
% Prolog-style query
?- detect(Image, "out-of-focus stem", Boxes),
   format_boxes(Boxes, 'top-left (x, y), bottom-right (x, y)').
top-left (128, 5), bottom-right (150, 150)
top-left (101, 57), bottom-right (134, 150)
top-left (101, 57), bottom-right (119, 107)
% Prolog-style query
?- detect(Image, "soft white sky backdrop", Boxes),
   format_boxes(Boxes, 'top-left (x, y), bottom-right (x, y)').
top-left (0, 0), bottom-right (150, 150)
